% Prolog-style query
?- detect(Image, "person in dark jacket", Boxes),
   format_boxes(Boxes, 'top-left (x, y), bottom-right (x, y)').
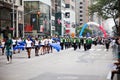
top-left (105, 38), bottom-right (111, 51)
top-left (5, 37), bottom-right (13, 63)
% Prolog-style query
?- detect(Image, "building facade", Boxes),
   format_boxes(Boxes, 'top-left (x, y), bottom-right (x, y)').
top-left (64, 0), bottom-right (76, 35)
top-left (24, 0), bottom-right (51, 36)
top-left (0, 0), bottom-right (24, 38)
top-left (76, 0), bottom-right (89, 26)
top-left (51, 0), bottom-right (55, 36)
top-left (54, 0), bottom-right (66, 36)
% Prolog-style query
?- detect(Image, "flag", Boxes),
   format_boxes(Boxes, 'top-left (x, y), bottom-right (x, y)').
top-left (66, 30), bottom-right (70, 34)
top-left (57, 18), bottom-right (61, 24)
top-left (66, 23), bottom-right (70, 28)
top-left (40, 25), bottom-right (44, 32)
top-left (65, 21), bottom-right (70, 28)
top-left (50, 42), bottom-right (61, 52)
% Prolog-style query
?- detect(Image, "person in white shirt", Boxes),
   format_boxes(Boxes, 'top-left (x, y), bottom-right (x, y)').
top-left (42, 37), bottom-right (48, 54)
top-left (40, 37), bottom-right (44, 55)
top-left (47, 36), bottom-right (53, 53)
top-left (12, 37), bottom-right (17, 54)
top-left (0, 39), bottom-right (5, 55)
top-left (34, 37), bottom-right (40, 56)
top-left (25, 37), bottom-right (33, 58)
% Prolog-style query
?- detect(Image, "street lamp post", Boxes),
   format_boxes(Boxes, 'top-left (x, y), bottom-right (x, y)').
top-left (12, 0), bottom-right (15, 37)
top-left (37, 11), bottom-right (40, 32)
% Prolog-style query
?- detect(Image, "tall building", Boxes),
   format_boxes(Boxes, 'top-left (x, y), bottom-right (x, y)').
top-left (0, 0), bottom-right (24, 38)
top-left (76, 0), bottom-right (89, 26)
top-left (51, 0), bottom-right (55, 36)
top-left (64, 0), bottom-right (76, 35)
top-left (24, 0), bottom-right (51, 36)
top-left (16, 0), bottom-right (24, 37)
top-left (54, 0), bottom-right (66, 36)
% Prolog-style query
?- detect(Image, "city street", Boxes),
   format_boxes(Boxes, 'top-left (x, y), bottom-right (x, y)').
top-left (0, 0), bottom-right (119, 80)
top-left (0, 45), bottom-right (116, 80)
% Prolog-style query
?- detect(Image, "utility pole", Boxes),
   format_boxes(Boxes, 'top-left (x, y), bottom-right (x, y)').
top-left (16, 9), bottom-right (18, 37)
top-left (22, 0), bottom-right (24, 38)
top-left (55, 0), bottom-right (58, 35)
top-left (12, 0), bottom-right (15, 37)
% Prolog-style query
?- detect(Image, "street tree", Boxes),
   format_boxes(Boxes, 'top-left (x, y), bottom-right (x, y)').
top-left (88, 0), bottom-right (120, 36)
top-left (76, 26), bottom-right (92, 37)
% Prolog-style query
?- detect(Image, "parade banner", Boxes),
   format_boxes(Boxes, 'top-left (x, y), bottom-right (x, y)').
top-left (50, 42), bottom-right (61, 52)
top-left (13, 41), bottom-right (26, 50)
top-left (0, 46), bottom-right (3, 48)
top-left (13, 45), bottom-right (25, 50)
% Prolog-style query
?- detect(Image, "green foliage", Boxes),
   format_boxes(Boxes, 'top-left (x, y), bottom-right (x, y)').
top-left (88, 0), bottom-right (118, 19)
top-left (76, 26), bottom-right (92, 36)
top-left (88, 0), bottom-right (119, 35)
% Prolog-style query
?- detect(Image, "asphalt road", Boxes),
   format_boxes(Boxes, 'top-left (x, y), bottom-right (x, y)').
top-left (0, 45), bottom-right (116, 80)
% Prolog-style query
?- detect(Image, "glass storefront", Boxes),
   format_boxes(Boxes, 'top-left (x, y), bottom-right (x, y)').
top-left (0, 8), bottom-right (11, 28)
top-left (24, 1), bottom-right (51, 36)
top-left (0, 7), bottom-right (13, 38)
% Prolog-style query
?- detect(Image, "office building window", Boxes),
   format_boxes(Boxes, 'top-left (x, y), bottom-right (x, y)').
top-left (65, 4), bottom-right (70, 8)
top-left (52, 20), bottom-right (55, 26)
top-left (80, 11), bottom-right (83, 13)
top-left (80, 6), bottom-right (83, 9)
top-left (71, 6), bottom-right (74, 10)
top-left (20, 0), bottom-right (22, 5)
top-left (65, 12), bottom-right (70, 18)
top-left (80, 2), bottom-right (83, 4)
top-left (80, 15), bottom-right (83, 17)
top-left (80, 23), bottom-right (83, 25)
top-left (80, 19), bottom-right (83, 21)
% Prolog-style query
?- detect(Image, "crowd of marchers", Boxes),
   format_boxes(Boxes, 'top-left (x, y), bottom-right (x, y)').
top-left (0, 36), bottom-right (120, 70)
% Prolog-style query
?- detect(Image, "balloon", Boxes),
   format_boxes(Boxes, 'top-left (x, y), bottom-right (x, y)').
top-left (79, 22), bottom-right (107, 37)
top-left (99, 25), bottom-right (107, 37)
top-left (79, 23), bottom-right (88, 37)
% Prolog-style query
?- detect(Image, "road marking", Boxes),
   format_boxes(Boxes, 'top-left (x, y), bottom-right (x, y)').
top-left (89, 49), bottom-right (95, 51)
top-left (57, 76), bottom-right (79, 80)
top-left (96, 49), bottom-right (102, 51)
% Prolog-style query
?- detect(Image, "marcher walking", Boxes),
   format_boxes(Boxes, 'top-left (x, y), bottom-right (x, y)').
top-left (34, 37), bottom-right (40, 56)
top-left (25, 37), bottom-right (33, 58)
top-left (0, 39), bottom-right (5, 55)
top-left (5, 37), bottom-right (13, 63)
top-left (105, 38), bottom-right (110, 51)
